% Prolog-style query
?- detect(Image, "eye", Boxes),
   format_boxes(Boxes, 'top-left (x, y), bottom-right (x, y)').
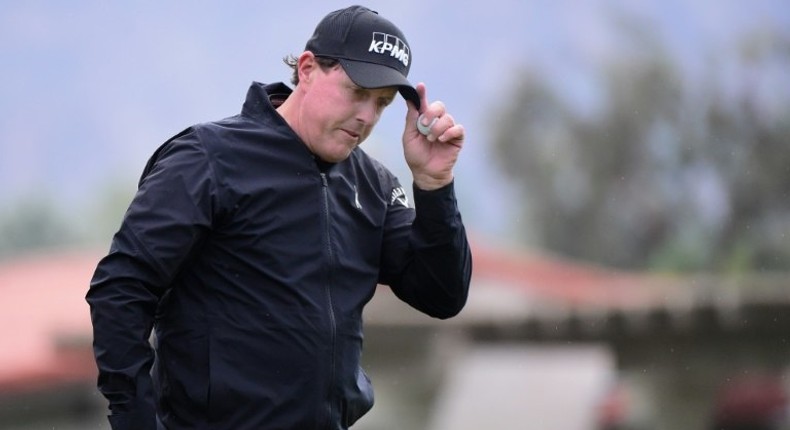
top-left (349, 85), bottom-right (368, 100)
top-left (378, 96), bottom-right (394, 109)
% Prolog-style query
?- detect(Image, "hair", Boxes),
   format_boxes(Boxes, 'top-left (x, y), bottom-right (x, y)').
top-left (282, 55), bottom-right (340, 86)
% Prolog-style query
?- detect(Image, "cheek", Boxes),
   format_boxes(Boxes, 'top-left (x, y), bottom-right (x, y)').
top-left (302, 96), bottom-right (334, 130)
top-left (312, 91), bottom-right (350, 120)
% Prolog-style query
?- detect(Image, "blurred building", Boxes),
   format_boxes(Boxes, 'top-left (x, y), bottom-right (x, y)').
top-left (1, 241), bottom-right (789, 429)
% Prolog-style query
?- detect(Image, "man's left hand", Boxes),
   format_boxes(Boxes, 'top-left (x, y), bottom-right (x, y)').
top-left (403, 83), bottom-right (465, 191)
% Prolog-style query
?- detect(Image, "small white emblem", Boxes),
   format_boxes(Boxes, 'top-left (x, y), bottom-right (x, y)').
top-left (353, 185), bottom-right (363, 210)
top-left (390, 187), bottom-right (409, 207)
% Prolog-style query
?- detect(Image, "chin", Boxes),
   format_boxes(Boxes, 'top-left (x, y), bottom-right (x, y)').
top-left (329, 153), bottom-right (352, 163)
top-left (323, 145), bottom-right (355, 163)
top-left (317, 152), bottom-right (349, 164)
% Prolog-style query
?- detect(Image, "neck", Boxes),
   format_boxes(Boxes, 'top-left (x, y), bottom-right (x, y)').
top-left (278, 89), bottom-right (308, 134)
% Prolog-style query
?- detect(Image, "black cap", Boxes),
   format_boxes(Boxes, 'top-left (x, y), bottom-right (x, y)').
top-left (305, 5), bottom-right (420, 109)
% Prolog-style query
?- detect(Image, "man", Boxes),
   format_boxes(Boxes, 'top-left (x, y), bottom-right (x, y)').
top-left (86, 5), bottom-right (472, 430)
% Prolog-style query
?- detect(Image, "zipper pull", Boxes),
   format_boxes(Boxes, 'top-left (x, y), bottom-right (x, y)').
top-left (320, 172), bottom-right (328, 187)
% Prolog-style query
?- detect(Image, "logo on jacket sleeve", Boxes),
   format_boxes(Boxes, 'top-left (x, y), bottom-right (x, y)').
top-left (390, 186), bottom-right (409, 207)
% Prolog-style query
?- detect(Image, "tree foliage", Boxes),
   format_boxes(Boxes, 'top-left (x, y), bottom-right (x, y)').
top-left (0, 197), bottom-right (77, 259)
top-left (0, 181), bottom-right (134, 260)
top-left (492, 26), bottom-right (790, 272)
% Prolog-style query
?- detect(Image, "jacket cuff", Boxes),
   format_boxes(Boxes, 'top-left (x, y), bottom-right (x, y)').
top-left (412, 180), bottom-right (459, 221)
top-left (411, 181), bottom-right (463, 244)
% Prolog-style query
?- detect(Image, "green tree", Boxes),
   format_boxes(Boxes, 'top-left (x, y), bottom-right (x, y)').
top-left (492, 26), bottom-right (790, 272)
top-left (0, 197), bottom-right (78, 259)
top-left (0, 178), bottom-right (135, 260)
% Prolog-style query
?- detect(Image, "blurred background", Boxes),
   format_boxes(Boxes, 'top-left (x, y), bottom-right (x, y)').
top-left (1, 0), bottom-right (789, 429)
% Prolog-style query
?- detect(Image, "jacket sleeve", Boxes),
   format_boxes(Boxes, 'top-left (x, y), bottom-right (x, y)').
top-left (379, 181), bottom-right (473, 319)
top-left (85, 129), bottom-right (217, 429)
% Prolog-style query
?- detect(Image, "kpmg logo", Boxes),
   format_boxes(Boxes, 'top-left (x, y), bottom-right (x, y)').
top-left (368, 32), bottom-right (410, 67)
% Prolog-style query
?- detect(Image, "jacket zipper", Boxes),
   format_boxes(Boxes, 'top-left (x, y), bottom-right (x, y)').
top-left (320, 172), bottom-right (338, 428)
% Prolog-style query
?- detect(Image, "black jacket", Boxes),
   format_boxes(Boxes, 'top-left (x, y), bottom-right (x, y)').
top-left (86, 82), bottom-right (472, 430)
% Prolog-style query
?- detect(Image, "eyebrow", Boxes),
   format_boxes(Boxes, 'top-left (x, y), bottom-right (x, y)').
top-left (350, 83), bottom-right (397, 101)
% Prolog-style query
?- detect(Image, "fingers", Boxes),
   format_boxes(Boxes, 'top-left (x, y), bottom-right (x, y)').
top-left (439, 122), bottom-right (465, 148)
top-left (415, 82), bottom-right (428, 114)
top-left (418, 107), bottom-right (464, 146)
top-left (409, 82), bottom-right (465, 146)
top-left (417, 101), bottom-right (445, 136)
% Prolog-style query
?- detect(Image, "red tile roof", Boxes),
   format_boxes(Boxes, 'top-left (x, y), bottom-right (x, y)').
top-left (0, 243), bottom-right (660, 392)
top-left (0, 250), bottom-right (101, 394)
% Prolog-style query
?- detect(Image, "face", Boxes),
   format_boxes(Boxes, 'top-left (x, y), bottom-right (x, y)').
top-left (296, 57), bottom-right (397, 163)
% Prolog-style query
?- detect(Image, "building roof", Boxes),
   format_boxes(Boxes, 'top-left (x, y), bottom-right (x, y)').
top-left (0, 249), bottom-right (100, 394)
top-left (2, 242), bottom-right (787, 393)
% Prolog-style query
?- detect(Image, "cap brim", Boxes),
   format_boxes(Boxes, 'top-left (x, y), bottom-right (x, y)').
top-left (338, 59), bottom-right (420, 110)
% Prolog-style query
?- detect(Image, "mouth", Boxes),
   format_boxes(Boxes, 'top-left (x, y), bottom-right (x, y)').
top-left (340, 128), bottom-right (361, 141)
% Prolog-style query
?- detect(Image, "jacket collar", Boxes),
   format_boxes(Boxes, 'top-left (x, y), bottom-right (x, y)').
top-left (241, 81), bottom-right (293, 121)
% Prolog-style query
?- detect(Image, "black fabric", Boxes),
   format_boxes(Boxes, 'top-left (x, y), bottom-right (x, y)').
top-left (86, 81), bottom-right (471, 430)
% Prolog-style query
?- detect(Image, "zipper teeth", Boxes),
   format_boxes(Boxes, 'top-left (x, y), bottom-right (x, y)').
top-left (320, 173), bottom-right (338, 426)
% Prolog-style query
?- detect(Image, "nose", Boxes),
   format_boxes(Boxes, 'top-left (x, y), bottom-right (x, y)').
top-left (355, 100), bottom-right (379, 126)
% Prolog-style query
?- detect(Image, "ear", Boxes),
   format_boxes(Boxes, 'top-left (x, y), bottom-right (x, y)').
top-left (297, 51), bottom-right (318, 85)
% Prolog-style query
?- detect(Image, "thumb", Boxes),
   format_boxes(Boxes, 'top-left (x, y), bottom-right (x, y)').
top-left (406, 83), bottom-right (427, 125)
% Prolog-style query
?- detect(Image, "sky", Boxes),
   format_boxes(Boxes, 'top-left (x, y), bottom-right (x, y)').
top-left (1, 0), bottom-right (788, 245)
